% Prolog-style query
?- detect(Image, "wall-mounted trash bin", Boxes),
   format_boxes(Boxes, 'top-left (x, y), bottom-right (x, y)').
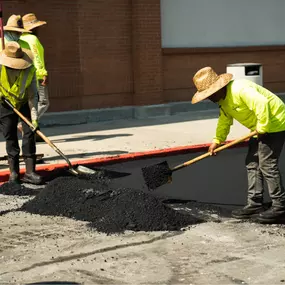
top-left (226, 63), bottom-right (263, 86)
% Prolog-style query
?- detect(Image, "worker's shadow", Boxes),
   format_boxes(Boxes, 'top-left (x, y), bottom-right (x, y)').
top-left (48, 133), bottom-right (133, 144)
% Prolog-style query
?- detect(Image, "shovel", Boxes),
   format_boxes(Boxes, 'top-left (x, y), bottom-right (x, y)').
top-left (142, 131), bottom-right (257, 190)
top-left (3, 98), bottom-right (130, 178)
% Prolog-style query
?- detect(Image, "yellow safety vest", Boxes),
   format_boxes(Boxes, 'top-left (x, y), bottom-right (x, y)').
top-left (0, 65), bottom-right (35, 109)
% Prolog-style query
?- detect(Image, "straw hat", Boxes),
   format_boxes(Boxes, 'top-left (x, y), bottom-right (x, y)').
top-left (22, 13), bottom-right (47, 31)
top-left (4, 14), bottom-right (31, 33)
top-left (0, 42), bottom-right (33, 69)
top-left (191, 67), bottom-right (233, 104)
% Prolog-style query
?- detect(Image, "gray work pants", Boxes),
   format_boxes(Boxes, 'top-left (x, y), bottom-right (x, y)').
top-left (37, 83), bottom-right (49, 119)
top-left (246, 131), bottom-right (285, 208)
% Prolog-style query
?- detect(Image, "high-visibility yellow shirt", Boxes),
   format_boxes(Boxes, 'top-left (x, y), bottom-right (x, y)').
top-left (20, 33), bottom-right (48, 80)
top-left (213, 79), bottom-right (285, 144)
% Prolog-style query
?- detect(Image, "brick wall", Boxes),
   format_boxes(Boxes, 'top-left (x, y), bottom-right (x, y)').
top-left (2, 1), bottom-right (285, 112)
top-left (163, 47), bottom-right (285, 103)
top-left (78, 0), bottom-right (133, 109)
top-left (131, 0), bottom-right (163, 105)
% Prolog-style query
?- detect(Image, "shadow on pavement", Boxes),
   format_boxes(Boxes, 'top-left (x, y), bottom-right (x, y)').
top-left (38, 150), bottom-right (129, 163)
top-left (32, 109), bottom-right (220, 138)
top-left (0, 109), bottom-right (219, 143)
top-left (45, 133), bottom-right (133, 144)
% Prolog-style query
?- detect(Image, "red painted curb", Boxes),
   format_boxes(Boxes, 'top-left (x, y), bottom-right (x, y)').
top-left (0, 139), bottom-right (249, 183)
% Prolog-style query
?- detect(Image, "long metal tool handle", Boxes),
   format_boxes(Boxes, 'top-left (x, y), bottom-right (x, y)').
top-left (171, 130), bottom-right (257, 172)
top-left (0, 2), bottom-right (5, 50)
top-left (4, 99), bottom-right (74, 169)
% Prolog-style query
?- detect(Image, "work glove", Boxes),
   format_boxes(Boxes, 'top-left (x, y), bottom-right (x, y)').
top-left (32, 120), bottom-right (39, 132)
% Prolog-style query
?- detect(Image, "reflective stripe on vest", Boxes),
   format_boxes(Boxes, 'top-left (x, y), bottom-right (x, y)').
top-left (0, 65), bottom-right (35, 109)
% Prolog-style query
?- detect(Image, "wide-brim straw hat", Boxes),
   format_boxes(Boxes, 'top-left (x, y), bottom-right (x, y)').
top-left (0, 41), bottom-right (34, 69)
top-left (4, 14), bottom-right (31, 33)
top-left (22, 13), bottom-right (47, 31)
top-left (191, 67), bottom-right (233, 104)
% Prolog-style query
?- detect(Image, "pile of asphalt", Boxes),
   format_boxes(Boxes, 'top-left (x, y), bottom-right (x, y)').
top-left (21, 176), bottom-right (202, 234)
top-left (0, 182), bottom-right (40, 196)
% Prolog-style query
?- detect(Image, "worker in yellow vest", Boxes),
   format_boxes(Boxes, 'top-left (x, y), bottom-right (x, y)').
top-left (20, 13), bottom-right (49, 143)
top-left (1, 14), bottom-right (31, 135)
top-left (0, 42), bottom-right (42, 185)
top-left (192, 66), bottom-right (285, 224)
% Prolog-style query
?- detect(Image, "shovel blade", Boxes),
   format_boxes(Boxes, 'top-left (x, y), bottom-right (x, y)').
top-left (76, 165), bottom-right (96, 175)
top-left (74, 165), bottom-right (131, 179)
top-left (142, 161), bottom-right (172, 190)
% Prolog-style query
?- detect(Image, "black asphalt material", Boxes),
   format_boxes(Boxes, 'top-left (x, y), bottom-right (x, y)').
top-left (42, 167), bottom-right (131, 183)
top-left (0, 182), bottom-right (40, 196)
top-left (142, 161), bottom-right (171, 190)
top-left (21, 176), bottom-right (202, 234)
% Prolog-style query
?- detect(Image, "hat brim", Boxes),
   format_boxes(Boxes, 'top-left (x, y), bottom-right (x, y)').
top-left (4, 26), bottom-right (31, 33)
top-left (0, 48), bottom-right (34, 69)
top-left (24, 20), bottom-right (47, 31)
top-left (191, 73), bottom-right (233, 104)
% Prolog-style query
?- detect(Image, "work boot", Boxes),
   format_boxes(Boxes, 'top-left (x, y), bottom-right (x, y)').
top-left (22, 157), bottom-right (42, 185)
top-left (255, 206), bottom-right (285, 224)
top-left (231, 204), bottom-right (265, 219)
top-left (8, 157), bottom-right (20, 183)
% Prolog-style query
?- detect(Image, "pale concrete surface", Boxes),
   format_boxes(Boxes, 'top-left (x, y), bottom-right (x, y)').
top-left (0, 110), bottom-right (248, 170)
top-left (0, 110), bottom-right (284, 285)
top-left (1, 195), bottom-right (285, 284)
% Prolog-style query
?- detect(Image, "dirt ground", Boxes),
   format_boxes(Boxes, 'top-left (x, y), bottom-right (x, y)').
top-left (1, 194), bottom-right (285, 285)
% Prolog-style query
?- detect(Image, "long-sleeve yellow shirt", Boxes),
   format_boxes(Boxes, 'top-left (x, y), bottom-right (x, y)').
top-left (213, 79), bottom-right (285, 144)
top-left (20, 33), bottom-right (48, 80)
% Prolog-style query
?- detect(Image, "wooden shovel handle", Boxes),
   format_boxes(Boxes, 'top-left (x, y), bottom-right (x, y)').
top-left (172, 130), bottom-right (257, 172)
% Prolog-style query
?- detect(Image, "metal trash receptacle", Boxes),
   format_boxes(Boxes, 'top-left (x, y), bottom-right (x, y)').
top-left (226, 63), bottom-right (263, 86)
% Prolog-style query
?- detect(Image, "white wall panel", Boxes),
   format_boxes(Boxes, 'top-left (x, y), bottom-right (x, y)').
top-left (161, 0), bottom-right (285, 47)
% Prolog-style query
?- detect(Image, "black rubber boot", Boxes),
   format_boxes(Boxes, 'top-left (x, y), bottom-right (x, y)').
top-left (231, 204), bottom-right (265, 219)
top-left (22, 157), bottom-right (42, 185)
top-left (8, 157), bottom-right (20, 183)
top-left (255, 206), bottom-right (285, 224)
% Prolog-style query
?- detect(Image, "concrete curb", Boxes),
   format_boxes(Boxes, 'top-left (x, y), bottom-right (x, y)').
top-left (40, 101), bottom-right (217, 127)
top-left (0, 140), bottom-right (249, 184)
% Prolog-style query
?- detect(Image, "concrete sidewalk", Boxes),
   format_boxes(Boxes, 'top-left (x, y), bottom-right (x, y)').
top-left (0, 109), bottom-right (248, 170)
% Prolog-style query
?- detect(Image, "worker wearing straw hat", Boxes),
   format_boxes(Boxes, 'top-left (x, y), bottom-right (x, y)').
top-left (1, 14), bottom-right (30, 48)
top-left (192, 66), bottom-right (285, 224)
top-left (0, 41), bottom-right (42, 185)
top-left (20, 13), bottom-right (49, 142)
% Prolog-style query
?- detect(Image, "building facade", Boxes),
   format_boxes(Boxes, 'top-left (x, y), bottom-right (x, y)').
top-left (5, 0), bottom-right (285, 112)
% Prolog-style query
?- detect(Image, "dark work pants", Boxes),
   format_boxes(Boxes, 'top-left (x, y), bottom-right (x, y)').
top-left (0, 102), bottom-right (36, 159)
top-left (246, 131), bottom-right (285, 208)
